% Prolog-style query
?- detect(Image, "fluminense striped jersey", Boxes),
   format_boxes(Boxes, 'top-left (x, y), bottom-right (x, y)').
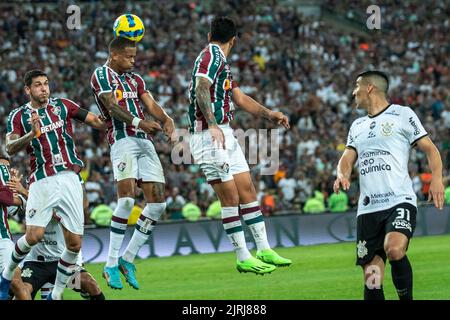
top-left (90, 64), bottom-right (150, 145)
top-left (6, 98), bottom-right (84, 185)
top-left (188, 43), bottom-right (238, 133)
top-left (0, 163), bottom-right (11, 239)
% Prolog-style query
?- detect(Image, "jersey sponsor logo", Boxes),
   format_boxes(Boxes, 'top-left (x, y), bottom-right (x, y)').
top-left (392, 219), bottom-right (412, 232)
top-left (51, 105), bottom-right (61, 116)
top-left (21, 268), bottom-right (33, 278)
top-left (367, 131), bottom-right (376, 139)
top-left (369, 121), bottom-right (376, 130)
top-left (357, 240), bottom-right (368, 258)
top-left (360, 150), bottom-right (391, 159)
top-left (40, 119), bottom-right (64, 135)
top-left (365, 191), bottom-right (394, 205)
top-left (385, 110), bottom-right (400, 116)
top-left (224, 79), bottom-right (231, 91)
top-left (363, 196), bottom-right (370, 206)
top-left (39, 239), bottom-right (58, 246)
top-left (359, 159), bottom-right (392, 176)
top-left (381, 122), bottom-right (394, 136)
top-left (408, 117), bottom-right (421, 135)
top-left (115, 89), bottom-right (138, 101)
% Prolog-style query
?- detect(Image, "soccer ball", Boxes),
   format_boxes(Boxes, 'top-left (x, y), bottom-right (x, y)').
top-left (113, 14), bottom-right (145, 42)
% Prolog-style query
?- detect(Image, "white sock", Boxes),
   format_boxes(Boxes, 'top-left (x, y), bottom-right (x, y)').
top-left (106, 197), bottom-right (134, 267)
top-left (2, 236), bottom-right (32, 280)
top-left (240, 201), bottom-right (270, 251)
top-left (52, 249), bottom-right (79, 300)
top-left (222, 207), bottom-right (251, 261)
top-left (122, 203), bottom-right (166, 263)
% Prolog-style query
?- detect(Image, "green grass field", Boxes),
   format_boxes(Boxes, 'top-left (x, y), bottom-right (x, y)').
top-left (65, 234), bottom-right (450, 300)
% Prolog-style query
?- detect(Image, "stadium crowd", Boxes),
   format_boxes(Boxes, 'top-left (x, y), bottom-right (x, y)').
top-left (0, 1), bottom-right (448, 226)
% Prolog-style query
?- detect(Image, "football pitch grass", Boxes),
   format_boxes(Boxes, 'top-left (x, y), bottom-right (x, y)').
top-left (66, 234), bottom-right (450, 300)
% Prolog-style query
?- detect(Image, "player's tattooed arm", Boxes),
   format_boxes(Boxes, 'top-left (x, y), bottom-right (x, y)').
top-left (99, 91), bottom-right (135, 124)
top-left (195, 77), bottom-right (225, 149)
top-left (83, 111), bottom-right (108, 131)
top-left (6, 113), bottom-right (41, 155)
top-left (140, 92), bottom-right (176, 142)
top-left (231, 87), bottom-right (290, 129)
top-left (195, 77), bottom-right (217, 126)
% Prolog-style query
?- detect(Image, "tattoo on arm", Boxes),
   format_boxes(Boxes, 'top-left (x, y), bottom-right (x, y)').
top-left (195, 77), bottom-right (217, 126)
top-left (6, 132), bottom-right (35, 155)
top-left (99, 93), bottom-right (134, 124)
top-left (258, 105), bottom-right (272, 119)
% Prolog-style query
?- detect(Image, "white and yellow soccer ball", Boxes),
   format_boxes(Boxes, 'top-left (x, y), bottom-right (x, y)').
top-left (113, 14), bottom-right (145, 42)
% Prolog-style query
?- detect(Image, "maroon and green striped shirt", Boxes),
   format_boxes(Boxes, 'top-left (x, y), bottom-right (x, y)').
top-left (6, 98), bottom-right (84, 185)
top-left (188, 44), bottom-right (238, 133)
top-left (90, 65), bottom-right (150, 145)
top-left (0, 163), bottom-right (12, 239)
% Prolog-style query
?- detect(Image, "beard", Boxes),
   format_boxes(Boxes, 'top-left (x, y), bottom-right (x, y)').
top-left (31, 93), bottom-right (49, 105)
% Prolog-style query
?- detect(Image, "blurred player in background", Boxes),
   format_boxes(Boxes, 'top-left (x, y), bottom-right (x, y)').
top-left (188, 16), bottom-right (292, 275)
top-left (334, 70), bottom-right (444, 300)
top-left (91, 37), bottom-right (175, 290)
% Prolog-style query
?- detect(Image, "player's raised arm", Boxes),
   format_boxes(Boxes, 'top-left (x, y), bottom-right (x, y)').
top-left (140, 92), bottom-right (176, 142)
top-left (415, 136), bottom-right (445, 209)
top-left (334, 148), bottom-right (357, 193)
top-left (231, 87), bottom-right (290, 129)
top-left (6, 113), bottom-right (40, 156)
top-left (195, 76), bottom-right (225, 149)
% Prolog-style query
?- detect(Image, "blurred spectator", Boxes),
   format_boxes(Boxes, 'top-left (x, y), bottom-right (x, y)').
top-left (328, 191), bottom-right (349, 213)
top-left (303, 190), bottom-right (326, 214)
top-left (206, 200), bottom-right (221, 219)
top-left (166, 187), bottom-right (186, 220)
top-left (90, 204), bottom-right (113, 227)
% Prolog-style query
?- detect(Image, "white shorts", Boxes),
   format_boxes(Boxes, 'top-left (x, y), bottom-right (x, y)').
top-left (189, 124), bottom-right (249, 183)
top-left (111, 137), bottom-right (165, 183)
top-left (26, 171), bottom-right (84, 235)
top-left (0, 238), bottom-right (13, 271)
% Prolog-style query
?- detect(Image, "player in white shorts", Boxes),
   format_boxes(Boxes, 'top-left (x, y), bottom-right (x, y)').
top-left (188, 17), bottom-right (292, 274)
top-left (91, 37), bottom-right (176, 290)
top-left (0, 69), bottom-right (107, 300)
top-left (334, 70), bottom-right (444, 300)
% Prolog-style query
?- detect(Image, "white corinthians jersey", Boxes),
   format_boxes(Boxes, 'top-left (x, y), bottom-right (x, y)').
top-left (346, 104), bottom-right (428, 215)
top-left (24, 219), bottom-right (83, 265)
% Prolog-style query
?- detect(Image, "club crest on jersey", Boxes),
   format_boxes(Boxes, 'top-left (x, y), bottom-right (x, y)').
top-left (129, 77), bottom-right (138, 88)
top-left (381, 122), bottom-right (394, 136)
top-left (27, 208), bottom-right (37, 219)
top-left (221, 162), bottom-right (230, 173)
top-left (117, 162), bottom-right (126, 172)
top-left (51, 105), bottom-right (61, 116)
top-left (357, 240), bottom-right (368, 258)
top-left (21, 268), bottom-right (33, 278)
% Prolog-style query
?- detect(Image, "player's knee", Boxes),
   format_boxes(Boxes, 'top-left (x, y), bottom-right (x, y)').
top-left (219, 193), bottom-right (239, 207)
top-left (66, 241), bottom-right (81, 253)
top-left (385, 245), bottom-right (405, 261)
top-left (25, 231), bottom-right (44, 246)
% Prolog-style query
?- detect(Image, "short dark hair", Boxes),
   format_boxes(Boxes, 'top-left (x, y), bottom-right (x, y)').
top-left (210, 16), bottom-right (237, 44)
top-left (24, 69), bottom-right (48, 87)
top-left (356, 70), bottom-right (389, 93)
top-left (109, 37), bottom-right (137, 53)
